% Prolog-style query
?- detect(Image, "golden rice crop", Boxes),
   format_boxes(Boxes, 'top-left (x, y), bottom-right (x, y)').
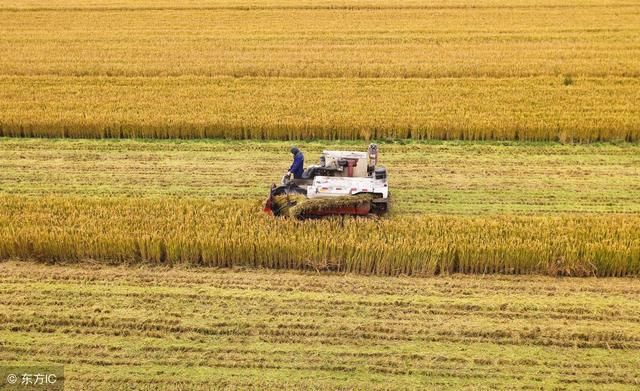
top-left (1, 195), bottom-right (638, 277)
top-left (0, 0), bottom-right (638, 142)
top-left (2, 2), bottom-right (638, 78)
top-left (0, 76), bottom-right (638, 142)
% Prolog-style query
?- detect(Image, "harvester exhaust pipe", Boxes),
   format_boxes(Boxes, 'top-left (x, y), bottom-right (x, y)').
top-left (368, 143), bottom-right (378, 173)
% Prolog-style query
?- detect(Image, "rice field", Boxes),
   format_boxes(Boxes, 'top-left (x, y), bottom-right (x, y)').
top-left (1, 261), bottom-right (639, 390)
top-left (1, 139), bottom-right (639, 277)
top-left (2, 1), bottom-right (639, 386)
top-left (0, 0), bottom-right (639, 141)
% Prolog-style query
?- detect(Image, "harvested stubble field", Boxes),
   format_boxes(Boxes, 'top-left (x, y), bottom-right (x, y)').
top-left (0, 0), bottom-right (639, 141)
top-left (1, 261), bottom-right (639, 389)
top-left (3, 138), bottom-right (640, 214)
top-left (1, 139), bottom-right (639, 276)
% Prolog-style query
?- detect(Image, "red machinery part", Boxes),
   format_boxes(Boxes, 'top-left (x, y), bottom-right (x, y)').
top-left (263, 200), bottom-right (273, 214)
top-left (263, 187), bottom-right (274, 214)
top-left (346, 158), bottom-right (358, 177)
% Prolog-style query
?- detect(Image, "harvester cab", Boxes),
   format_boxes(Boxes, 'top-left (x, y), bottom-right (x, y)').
top-left (264, 144), bottom-right (389, 218)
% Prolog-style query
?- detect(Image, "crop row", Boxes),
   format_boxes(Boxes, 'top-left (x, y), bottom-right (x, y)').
top-left (4, 0), bottom-right (635, 10)
top-left (2, 4), bottom-right (638, 78)
top-left (1, 195), bottom-right (638, 277)
top-left (1, 76), bottom-right (639, 142)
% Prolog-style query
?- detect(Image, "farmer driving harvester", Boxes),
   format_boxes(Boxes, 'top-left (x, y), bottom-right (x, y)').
top-left (287, 146), bottom-right (304, 179)
top-left (265, 144), bottom-right (390, 218)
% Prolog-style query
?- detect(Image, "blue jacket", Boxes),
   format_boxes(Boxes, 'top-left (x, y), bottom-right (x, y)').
top-left (289, 151), bottom-right (304, 178)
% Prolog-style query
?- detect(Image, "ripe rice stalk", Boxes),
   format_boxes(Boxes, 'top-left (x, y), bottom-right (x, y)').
top-left (1, 195), bottom-right (639, 277)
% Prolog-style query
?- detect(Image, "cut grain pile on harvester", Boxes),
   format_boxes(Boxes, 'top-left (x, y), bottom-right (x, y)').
top-left (264, 144), bottom-right (389, 218)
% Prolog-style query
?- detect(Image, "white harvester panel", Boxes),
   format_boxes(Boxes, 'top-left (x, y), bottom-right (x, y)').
top-left (307, 176), bottom-right (389, 199)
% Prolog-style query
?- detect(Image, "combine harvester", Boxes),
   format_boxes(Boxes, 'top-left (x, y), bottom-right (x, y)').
top-left (264, 144), bottom-right (389, 218)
